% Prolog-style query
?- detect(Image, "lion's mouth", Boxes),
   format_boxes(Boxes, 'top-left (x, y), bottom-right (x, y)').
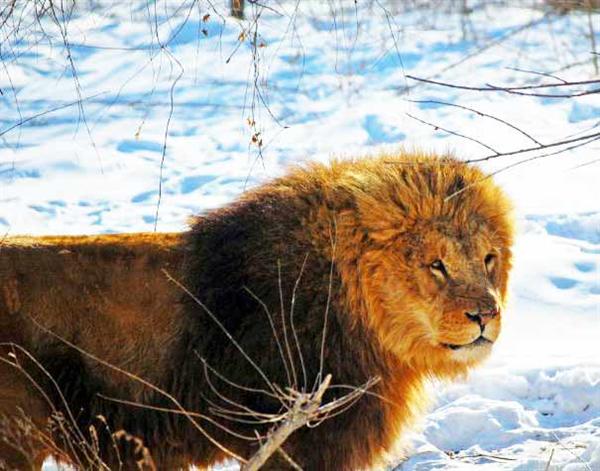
top-left (442, 336), bottom-right (493, 351)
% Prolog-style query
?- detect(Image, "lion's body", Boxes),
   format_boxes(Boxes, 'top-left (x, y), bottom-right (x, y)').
top-left (0, 152), bottom-right (514, 470)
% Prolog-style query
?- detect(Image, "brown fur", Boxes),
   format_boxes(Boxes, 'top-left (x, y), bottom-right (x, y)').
top-left (0, 152), bottom-right (514, 470)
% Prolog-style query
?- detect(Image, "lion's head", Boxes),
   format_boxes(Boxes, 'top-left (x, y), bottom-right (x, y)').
top-left (366, 217), bottom-right (512, 371)
top-left (327, 153), bottom-right (514, 375)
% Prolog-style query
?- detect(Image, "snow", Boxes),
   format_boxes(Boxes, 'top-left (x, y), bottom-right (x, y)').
top-left (1, 1), bottom-right (599, 469)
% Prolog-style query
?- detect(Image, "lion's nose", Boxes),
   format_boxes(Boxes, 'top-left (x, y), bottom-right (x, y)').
top-left (465, 307), bottom-right (498, 328)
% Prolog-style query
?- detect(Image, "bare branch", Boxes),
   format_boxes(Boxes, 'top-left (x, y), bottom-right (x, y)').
top-left (407, 75), bottom-right (600, 98)
top-left (242, 374), bottom-right (332, 471)
top-left (466, 130), bottom-right (600, 163)
top-left (407, 99), bottom-right (542, 145)
top-left (406, 112), bottom-right (500, 154)
top-left (0, 92), bottom-right (106, 139)
top-left (446, 133), bottom-right (600, 201)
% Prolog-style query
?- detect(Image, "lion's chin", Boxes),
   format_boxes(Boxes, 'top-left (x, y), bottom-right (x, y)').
top-left (443, 337), bottom-right (494, 363)
top-left (441, 336), bottom-right (493, 351)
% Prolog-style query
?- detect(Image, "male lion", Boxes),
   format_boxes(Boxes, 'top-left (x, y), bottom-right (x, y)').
top-left (0, 152), bottom-right (513, 470)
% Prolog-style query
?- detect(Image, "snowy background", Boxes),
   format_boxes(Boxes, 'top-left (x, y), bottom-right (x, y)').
top-left (1, 1), bottom-right (599, 469)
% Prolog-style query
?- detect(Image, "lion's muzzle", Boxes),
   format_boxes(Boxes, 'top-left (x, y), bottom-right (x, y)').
top-left (465, 306), bottom-right (499, 328)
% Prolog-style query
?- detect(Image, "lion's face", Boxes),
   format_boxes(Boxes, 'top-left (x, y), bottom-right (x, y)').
top-left (360, 219), bottom-right (512, 372)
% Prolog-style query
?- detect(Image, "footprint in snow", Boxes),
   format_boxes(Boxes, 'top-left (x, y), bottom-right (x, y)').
top-left (131, 191), bottom-right (157, 203)
top-left (575, 262), bottom-right (595, 273)
top-left (527, 212), bottom-right (600, 245)
top-left (550, 277), bottom-right (578, 290)
top-left (117, 140), bottom-right (163, 154)
top-left (180, 175), bottom-right (217, 194)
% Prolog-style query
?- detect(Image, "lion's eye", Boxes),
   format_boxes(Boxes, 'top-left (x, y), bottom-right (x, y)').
top-left (430, 259), bottom-right (448, 279)
top-left (484, 253), bottom-right (497, 273)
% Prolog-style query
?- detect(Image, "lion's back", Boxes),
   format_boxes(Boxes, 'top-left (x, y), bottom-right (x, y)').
top-left (0, 233), bottom-right (186, 378)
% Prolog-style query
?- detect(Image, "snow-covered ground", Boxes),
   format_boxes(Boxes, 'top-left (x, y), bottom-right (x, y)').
top-left (1, 1), bottom-right (599, 469)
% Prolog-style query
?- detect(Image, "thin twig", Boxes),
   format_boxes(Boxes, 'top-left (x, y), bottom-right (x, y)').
top-left (506, 66), bottom-right (568, 84)
top-left (551, 432), bottom-right (593, 471)
top-left (0, 92), bottom-right (106, 139)
top-left (466, 130), bottom-right (600, 163)
top-left (407, 99), bottom-right (542, 145)
top-left (316, 219), bottom-right (337, 392)
top-left (289, 253), bottom-right (310, 391)
top-left (406, 112), bottom-right (500, 154)
top-left (446, 133), bottom-right (600, 200)
top-left (244, 285), bottom-right (293, 388)
top-left (277, 259), bottom-right (298, 391)
top-left (407, 75), bottom-right (600, 98)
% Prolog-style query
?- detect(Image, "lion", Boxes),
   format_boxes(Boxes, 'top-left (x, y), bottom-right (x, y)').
top-left (0, 151), bottom-right (514, 470)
